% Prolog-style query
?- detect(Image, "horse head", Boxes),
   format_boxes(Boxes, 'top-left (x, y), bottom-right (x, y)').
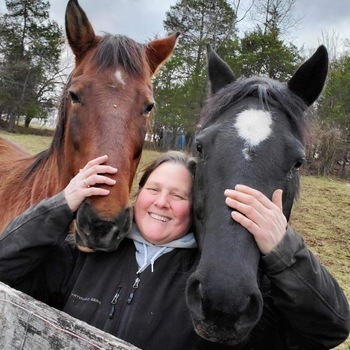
top-left (0, 0), bottom-right (179, 250)
top-left (186, 44), bottom-right (328, 345)
top-left (61, 0), bottom-right (180, 252)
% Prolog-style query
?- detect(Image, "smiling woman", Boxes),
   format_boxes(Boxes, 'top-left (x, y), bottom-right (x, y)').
top-left (133, 151), bottom-right (196, 245)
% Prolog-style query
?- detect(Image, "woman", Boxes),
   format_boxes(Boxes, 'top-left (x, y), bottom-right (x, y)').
top-left (0, 152), bottom-right (349, 349)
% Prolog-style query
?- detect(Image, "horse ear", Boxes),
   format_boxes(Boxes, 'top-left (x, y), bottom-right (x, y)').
top-left (146, 32), bottom-right (180, 76)
top-left (206, 44), bottom-right (236, 95)
top-left (288, 45), bottom-right (329, 106)
top-left (65, 0), bottom-right (96, 59)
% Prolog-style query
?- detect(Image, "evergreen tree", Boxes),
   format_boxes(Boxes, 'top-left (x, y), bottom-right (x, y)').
top-left (153, 0), bottom-right (238, 150)
top-left (0, 0), bottom-right (63, 130)
top-left (232, 28), bottom-right (302, 80)
top-left (227, 0), bottom-right (302, 80)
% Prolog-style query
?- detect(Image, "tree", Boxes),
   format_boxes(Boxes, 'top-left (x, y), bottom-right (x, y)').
top-left (317, 55), bottom-right (350, 178)
top-left (225, 0), bottom-right (302, 80)
top-left (249, 0), bottom-right (300, 39)
top-left (232, 28), bottom-right (302, 80)
top-left (152, 0), bottom-right (238, 150)
top-left (0, 0), bottom-right (63, 130)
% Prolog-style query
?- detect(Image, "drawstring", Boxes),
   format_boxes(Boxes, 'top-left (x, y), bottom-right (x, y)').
top-left (136, 243), bottom-right (148, 274)
top-left (150, 246), bottom-right (168, 272)
top-left (136, 243), bottom-right (169, 274)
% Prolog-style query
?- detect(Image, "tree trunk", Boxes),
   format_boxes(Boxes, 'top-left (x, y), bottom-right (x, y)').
top-left (25, 115), bottom-right (31, 128)
top-left (7, 115), bottom-right (16, 133)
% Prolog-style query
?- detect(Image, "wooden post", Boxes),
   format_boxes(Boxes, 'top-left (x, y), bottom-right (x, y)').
top-left (0, 282), bottom-right (140, 349)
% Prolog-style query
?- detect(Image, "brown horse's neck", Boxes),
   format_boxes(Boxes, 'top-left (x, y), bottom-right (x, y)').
top-left (29, 154), bottom-right (68, 203)
top-left (0, 150), bottom-right (68, 233)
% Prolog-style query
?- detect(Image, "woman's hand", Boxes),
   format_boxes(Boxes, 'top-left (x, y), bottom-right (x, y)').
top-left (64, 155), bottom-right (118, 212)
top-left (224, 185), bottom-right (287, 255)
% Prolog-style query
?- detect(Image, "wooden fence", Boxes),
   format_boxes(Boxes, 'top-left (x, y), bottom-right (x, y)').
top-left (0, 282), bottom-right (140, 349)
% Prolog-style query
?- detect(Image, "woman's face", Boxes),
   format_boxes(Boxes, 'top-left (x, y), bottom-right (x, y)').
top-left (134, 162), bottom-right (192, 245)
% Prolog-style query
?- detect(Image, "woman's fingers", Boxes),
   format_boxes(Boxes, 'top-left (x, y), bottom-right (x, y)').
top-left (80, 155), bottom-right (109, 172)
top-left (227, 185), bottom-right (277, 209)
top-left (79, 155), bottom-right (118, 178)
top-left (77, 155), bottom-right (118, 188)
top-left (82, 164), bottom-right (118, 179)
top-left (224, 193), bottom-right (265, 225)
top-left (64, 156), bottom-right (118, 212)
top-left (224, 185), bottom-right (287, 255)
top-left (272, 189), bottom-right (283, 211)
top-left (82, 174), bottom-right (117, 188)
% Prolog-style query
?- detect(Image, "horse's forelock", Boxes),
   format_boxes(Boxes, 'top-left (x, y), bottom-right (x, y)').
top-left (93, 34), bottom-right (148, 76)
top-left (200, 77), bottom-right (308, 139)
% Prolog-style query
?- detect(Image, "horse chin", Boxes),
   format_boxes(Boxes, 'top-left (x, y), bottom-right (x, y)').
top-left (74, 203), bottom-right (133, 252)
top-left (188, 302), bottom-right (261, 346)
top-left (193, 319), bottom-right (252, 346)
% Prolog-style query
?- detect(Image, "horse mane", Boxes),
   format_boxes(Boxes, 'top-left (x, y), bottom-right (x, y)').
top-left (25, 34), bottom-right (149, 179)
top-left (199, 76), bottom-right (309, 140)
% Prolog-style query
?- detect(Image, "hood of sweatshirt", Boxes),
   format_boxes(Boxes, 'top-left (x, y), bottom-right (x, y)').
top-left (127, 223), bottom-right (197, 273)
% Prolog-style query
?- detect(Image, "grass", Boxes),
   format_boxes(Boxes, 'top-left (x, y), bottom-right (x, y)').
top-left (1, 130), bottom-right (349, 348)
top-left (291, 176), bottom-right (350, 350)
top-left (292, 177), bottom-right (350, 299)
top-left (0, 130), bottom-right (52, 154)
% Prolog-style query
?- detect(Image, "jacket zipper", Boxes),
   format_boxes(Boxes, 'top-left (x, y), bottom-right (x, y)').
top-left (108, 287), bottom-right (122, 319)
top-left (114, 273), bottom-right (142, 339)
top-left (127, 276), bottom-right (140, 304)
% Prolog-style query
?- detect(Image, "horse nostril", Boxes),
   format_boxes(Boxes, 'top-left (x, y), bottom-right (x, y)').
top-left (240, 292), bottom-right (263, 324)
top-left (186, 277), bottom-right (204, 316)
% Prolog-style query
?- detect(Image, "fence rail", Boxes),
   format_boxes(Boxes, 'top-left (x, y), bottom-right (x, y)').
top-left (0, 282), bottom-right (139, 350)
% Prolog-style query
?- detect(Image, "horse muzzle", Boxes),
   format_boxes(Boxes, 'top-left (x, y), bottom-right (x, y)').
top-left (74, 201), bottom-right (132, 252)
top-left (186, 273), bottom-right (263, 345)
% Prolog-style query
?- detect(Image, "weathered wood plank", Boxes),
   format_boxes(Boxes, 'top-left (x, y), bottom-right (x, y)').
top-left (0, 282), bottom-right (140, 350)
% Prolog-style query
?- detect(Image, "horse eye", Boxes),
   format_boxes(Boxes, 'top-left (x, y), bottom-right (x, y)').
top-left (144, 103), bottom-right (155, 115)
top-left (196, 142), bottom-right (203, 153)
top-left (69, 91), bottom-right (81, 104)
top-left (294, 158), bottom-right (305, 170)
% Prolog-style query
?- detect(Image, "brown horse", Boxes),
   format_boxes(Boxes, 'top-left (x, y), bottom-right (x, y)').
top-left (0, 0), bottom-right (179, 252)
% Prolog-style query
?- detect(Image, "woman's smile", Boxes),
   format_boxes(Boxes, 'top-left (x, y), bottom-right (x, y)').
top-left (149, 212), bottom-right (171, 222)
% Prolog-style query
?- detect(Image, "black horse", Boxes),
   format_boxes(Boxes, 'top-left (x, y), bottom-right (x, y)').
top-left (186, 45), bottom-right (328, 346)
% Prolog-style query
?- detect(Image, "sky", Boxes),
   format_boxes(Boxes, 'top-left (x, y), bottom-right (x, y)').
top-left (44, 0), bottom-right (350, 56)
top-left (1, 0), bottom-right (350, 55)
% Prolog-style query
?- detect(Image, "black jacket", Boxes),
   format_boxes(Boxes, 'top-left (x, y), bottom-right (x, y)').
top-left (0, 192), bottom-right (349, 350)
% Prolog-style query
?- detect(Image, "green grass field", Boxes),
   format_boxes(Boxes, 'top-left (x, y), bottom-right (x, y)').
top-left (1, 130), bottom-right (349, 348)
